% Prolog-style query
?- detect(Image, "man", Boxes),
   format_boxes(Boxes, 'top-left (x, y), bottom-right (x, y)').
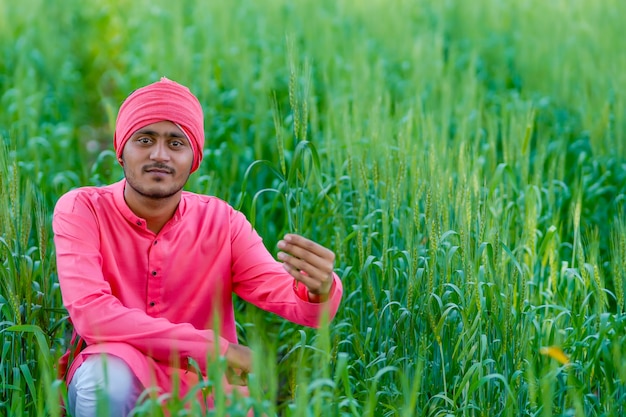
top-left (53, 77), bottom-right (343, 416)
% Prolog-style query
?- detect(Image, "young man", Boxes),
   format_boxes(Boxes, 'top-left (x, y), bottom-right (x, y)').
top-left (53, 78), bottom-right (343, 416)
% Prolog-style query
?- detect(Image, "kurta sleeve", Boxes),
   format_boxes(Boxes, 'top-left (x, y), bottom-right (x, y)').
top-left (228, 208), bottom-right (342, 327)
top-left (53, 191), bottom-right (230, 374)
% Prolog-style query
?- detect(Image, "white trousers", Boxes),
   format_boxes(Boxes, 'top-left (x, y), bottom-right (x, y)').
top-left (67, 354), bottom-right (142, 417)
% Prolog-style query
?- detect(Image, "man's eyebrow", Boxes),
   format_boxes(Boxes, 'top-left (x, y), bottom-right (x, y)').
top-left (134, 129), bottom-right (186, 138)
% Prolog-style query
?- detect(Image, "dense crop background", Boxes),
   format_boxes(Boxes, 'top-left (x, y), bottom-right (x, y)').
top-left (1, 0), bottom-right (625, 415)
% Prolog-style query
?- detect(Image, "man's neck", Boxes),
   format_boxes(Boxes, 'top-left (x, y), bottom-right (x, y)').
top-left (123, 187), bottom-right (181, 235)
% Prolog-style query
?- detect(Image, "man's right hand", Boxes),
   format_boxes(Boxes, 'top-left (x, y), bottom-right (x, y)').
top-left (224, 343), bottom-right (252, 385)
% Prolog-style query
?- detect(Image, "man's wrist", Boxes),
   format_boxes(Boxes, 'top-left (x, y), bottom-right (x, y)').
top-left (307, 291), bottom-right (329, 303)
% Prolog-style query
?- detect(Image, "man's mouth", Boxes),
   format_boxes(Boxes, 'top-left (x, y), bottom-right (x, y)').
top-left (145, 165), bottom-right (174, 175)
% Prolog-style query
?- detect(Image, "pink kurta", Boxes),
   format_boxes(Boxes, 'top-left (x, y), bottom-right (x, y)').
top-left (53, 179), bottom-right (342, 402)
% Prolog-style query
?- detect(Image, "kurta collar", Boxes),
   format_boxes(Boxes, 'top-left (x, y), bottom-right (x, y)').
top-left (112, 178), bottom-right (186, 232)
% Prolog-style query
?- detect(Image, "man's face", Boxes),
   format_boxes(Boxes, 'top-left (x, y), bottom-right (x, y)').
top-left (121, 121), bottom-right (194, 200)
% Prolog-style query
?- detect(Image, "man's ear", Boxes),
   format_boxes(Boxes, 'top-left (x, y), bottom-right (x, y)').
top-left (118, 157), bottom-right (124, 165)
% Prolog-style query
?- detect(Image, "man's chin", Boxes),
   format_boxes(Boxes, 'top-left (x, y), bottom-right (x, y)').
top-left (129, 183), bottom-right (183, 200)
top-left (142, 189), bottom-right (181, 200)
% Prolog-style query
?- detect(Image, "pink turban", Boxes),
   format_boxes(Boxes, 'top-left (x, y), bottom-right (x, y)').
top-left (114, 77), bottom-right (205, 173)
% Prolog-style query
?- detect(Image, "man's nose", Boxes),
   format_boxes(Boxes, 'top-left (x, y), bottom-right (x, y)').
top-left (150, 142), bottom-right (170, 161)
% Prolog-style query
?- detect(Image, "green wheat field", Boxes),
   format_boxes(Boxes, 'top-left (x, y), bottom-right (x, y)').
top-left (1, 0), bottom-right (625, 415)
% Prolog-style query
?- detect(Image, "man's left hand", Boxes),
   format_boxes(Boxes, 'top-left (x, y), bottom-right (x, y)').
top-left (277, 234), bottom-right (335, 301)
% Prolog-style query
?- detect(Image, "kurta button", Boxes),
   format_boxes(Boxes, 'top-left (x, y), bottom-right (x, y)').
top-left (153, 240), bottom-right (158, 245)
top-left (136, 221), bottom-right (142, 226)
top-left (152, 271), bottom-right (157, 276)
top-left (149, 302), bottom-right (155, 307)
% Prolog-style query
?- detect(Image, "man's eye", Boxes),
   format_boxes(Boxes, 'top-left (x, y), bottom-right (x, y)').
top-left (137, 137), bottom-right (152, 144)
top-left (170, 141), bottom-right (184, 147)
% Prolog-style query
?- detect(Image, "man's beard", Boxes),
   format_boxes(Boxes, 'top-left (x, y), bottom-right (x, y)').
top-left (123, 167), bottom-right (189, 200)
top-left (127, 181), bottom-right (184, 199)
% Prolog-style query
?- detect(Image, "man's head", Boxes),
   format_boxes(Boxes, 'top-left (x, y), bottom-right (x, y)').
top-left (114, 77), bottom-right (205, 173)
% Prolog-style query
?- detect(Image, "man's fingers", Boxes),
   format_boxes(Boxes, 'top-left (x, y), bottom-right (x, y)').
top-left (279, 234), bottom-right (335, 261)
top-left (277, 233), bottom-right (336, 295)
top-left (277, 241), bottom-right (334, 291)
top-left (225, 343), bottom-right (252, 373)
top-left (277, 234), bottom-right (335, 269)
top-left (226, 367), bottom-right (248, 386)
top-left (282, 261), bottom-right (333, 294)
top-left (277, 251), bottom-right (330, 278)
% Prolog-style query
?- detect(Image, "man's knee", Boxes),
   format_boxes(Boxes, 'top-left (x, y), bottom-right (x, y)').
top-left (68, 354), bottom-right (141, 416)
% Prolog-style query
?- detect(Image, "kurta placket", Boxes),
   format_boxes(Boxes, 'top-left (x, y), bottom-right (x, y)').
top-left (144, 212), bottom-right (181, 316)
